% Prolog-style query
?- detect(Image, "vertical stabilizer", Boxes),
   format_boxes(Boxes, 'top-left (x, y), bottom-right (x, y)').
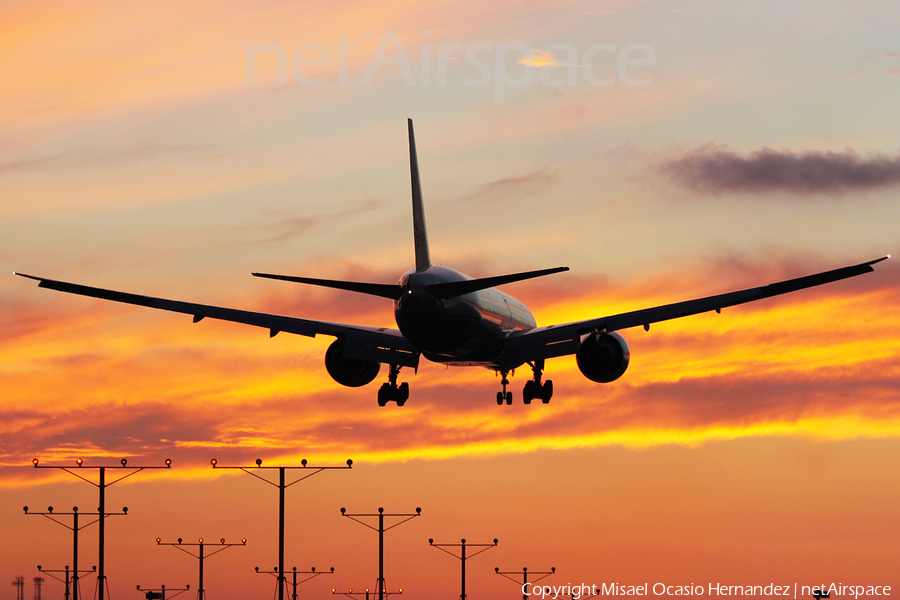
top-left (408, 118), bottom-right (431, 270)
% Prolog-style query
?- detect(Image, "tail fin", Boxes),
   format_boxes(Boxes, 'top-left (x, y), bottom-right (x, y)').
top-left (408, 118), bottom-right (431, 270)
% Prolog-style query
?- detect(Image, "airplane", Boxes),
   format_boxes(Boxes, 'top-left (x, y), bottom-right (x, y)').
top-left (16, 119), bottom-right (889, 407)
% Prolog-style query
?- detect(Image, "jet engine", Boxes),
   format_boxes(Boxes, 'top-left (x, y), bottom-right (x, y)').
top-left (576, 331), bottom-right (630, 383)
top-left (324, 339), bottom-right (381, 387)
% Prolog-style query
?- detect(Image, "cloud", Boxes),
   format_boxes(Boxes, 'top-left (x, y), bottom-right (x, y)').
top-left (518, 49), bottom-right (558, 68)
top-left (249, 198), bottom-right (382, 245)
top-left (659, 146), bottom-right (900, 195)
top-left (0, 143), bottom-right (197, 175)
top-left (457, 166), bottom-right (559, 204)
top-left (2, 251), bottom-right (896, 482)
top-left (873, 67), bottom-right (900, 77)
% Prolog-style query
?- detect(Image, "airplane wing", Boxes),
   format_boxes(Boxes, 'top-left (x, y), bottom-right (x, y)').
top-left (502, 256), bottom-right (889, 364)
top-left (13, 273), bottom-right (420, 368)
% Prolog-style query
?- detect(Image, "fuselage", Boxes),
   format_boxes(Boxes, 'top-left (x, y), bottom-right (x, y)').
top-left (393, 265), bottom-right (536, 366)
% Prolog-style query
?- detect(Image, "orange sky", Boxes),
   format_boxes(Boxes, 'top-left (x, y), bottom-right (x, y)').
top-left (2, 1), bottom-right (899, 599)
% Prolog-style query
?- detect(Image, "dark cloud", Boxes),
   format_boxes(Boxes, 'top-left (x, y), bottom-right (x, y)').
top-left (660, 146), bottom-right (900, 195)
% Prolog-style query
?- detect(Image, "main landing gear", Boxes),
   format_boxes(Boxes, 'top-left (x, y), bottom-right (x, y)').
top-left (377, 365), bottom-right (409, 407)
top-left (496, 361), bottom-right (553, 405)
top-left (523, 360), bottom-right (553, 405)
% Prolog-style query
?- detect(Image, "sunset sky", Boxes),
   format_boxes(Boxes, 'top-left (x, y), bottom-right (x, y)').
top-left (2, 1), bottom-right (899, 599)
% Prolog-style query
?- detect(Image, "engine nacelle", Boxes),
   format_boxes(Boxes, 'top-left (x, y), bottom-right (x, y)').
top-left (576, 331), bottom-right (630, 383)
top-left (324, 339), bottom-right (381, 387)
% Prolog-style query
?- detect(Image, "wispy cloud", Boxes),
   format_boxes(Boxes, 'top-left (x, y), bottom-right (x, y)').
top-left (0, 143), bottom-right (198, 175)
top-left (872, 67), bottom-right (900, 77)
top-left (517, 49), bottom-right (558, 68)
top-left (658, 146), bottom-right (900, 195)
top-left (456, 166), bottom-right (559, 203)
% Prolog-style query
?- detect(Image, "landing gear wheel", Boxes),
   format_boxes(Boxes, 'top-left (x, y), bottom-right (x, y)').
top-left (376, 366), bottom-right (410, 406)
top-left (523, 380), bottom-right (536, 404)
top-left (526, 359), bottom-right (553, 405)
top-left (505, 391), bottom-right (513, 405)
top-left (377, 383), bottom-right (391, 407)
top-left (497, 392), bottom-right (504, 405)
top-left (541, 380), bottom-right (553, 404)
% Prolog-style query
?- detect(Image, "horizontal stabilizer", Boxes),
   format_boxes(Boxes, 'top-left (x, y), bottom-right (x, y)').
top-left (428, 266), bottom-right (569, 299)
top-left (252, 272), bottom-right (403, 300)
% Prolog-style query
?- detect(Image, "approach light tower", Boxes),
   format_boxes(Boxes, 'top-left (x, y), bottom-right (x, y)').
top-left (495, 567), bottom-right (556, 600)
top-left (24, 506), bottom-right (122, 600)
top-left (429, 538), bottom-right (498, 600)
top-left (255, 567), bottom-right (334, 600)
top-left (31, 457), bottom-right (172, 600)
top-left (37, 566), bottom-right (97, 600)
top-left (210, 457), bottom-right (352, 600)
top-left (155, 537), bottom-right (247, 600)
top-left (136, 583), bottom-right (191, 600)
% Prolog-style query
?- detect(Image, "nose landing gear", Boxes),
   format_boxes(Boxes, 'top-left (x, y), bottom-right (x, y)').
top-left (495, 370), bottom-right (513, 405)
top-left (522, 360), bottom-right (553, 404)
top-left (377, 365), bottom-right (409, 406)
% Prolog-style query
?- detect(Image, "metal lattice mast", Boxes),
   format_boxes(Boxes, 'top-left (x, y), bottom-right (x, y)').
top-left (12, 577), bottom-right (25, 600)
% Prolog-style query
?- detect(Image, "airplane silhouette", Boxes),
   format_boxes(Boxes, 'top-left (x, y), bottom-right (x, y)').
top-left (16, 120), bottom-right (889, 406)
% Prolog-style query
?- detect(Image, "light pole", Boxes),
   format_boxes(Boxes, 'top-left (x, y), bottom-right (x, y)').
top-left (255, 566), bottom-right (334, 600)
top-left (495, 567), bottom-right (556, 600)
top-left (136, 584), bottom-right (191, 600)
top-left (31, 457), bottom-right (171, 600)
top-left (25, 505), bottom-right (124, 600)
top-left (37, 565), bottom-right (96, 600)
top-left (332, 587), bottom-right (403, 600)
top-left (429, 538), bottom-right (498, 600)
top-left (156, 538), bottom-right (246, 600)
top-left (340, 507), bottom-right (421, 600)
top-left (210, 457), bottom-right (351, 600)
